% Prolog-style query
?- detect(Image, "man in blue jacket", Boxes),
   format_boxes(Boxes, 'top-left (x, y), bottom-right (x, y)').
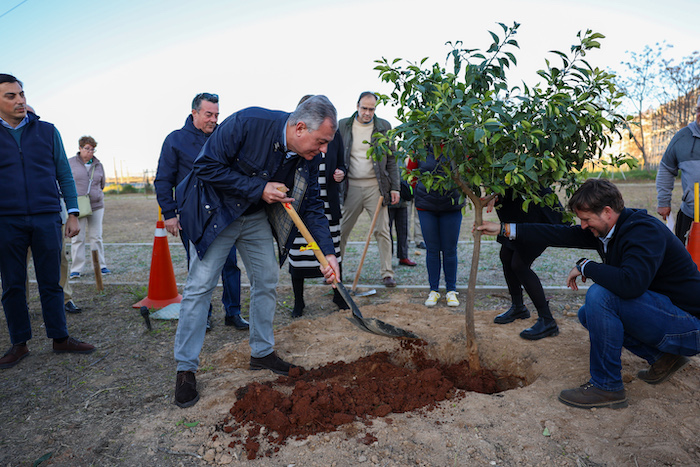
top-left (172, 95), bottom-right (340, 408)
top-left (479, 179), bottom-right (700, 409)
top-left (0, 73), bottom-right (95, 369)
top-left (155, 93), bottom-right (247, 331)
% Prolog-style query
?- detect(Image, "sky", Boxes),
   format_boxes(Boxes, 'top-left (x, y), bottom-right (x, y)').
top-left (1, 0), bottom-right (698, 179)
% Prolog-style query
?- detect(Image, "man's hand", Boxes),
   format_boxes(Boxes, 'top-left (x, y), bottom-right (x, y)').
top-left (164, 217), bottom-right (180, 237)
top-left (567, 267), bottom-right (586, 291)
top-left (657, 206), bottom-right (671, 220)
top-left (475, 220), bottom-right (501, 236)
top-left (264, 182), bottom-right (294, 204)
top-left (65, 215), bottom-right (80, 238)
top-left (321, 254), bottom-right (341, 286)
top-left (390, 191), bottom-right (400, 205)
top-left (333, 168), bottom-right (345, 183)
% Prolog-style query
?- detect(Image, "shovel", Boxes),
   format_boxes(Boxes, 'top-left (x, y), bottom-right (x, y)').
top-left (350, 196), bottom-right (384, 297)
top-left (281, 201), bottom-right (419, 339)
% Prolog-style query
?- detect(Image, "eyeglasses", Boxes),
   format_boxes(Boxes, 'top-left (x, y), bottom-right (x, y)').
top-left (82, 146), bottom-right (96, 152)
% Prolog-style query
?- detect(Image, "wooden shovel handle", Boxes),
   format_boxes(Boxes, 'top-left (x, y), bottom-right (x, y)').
top-left (281, 202), bottom-right (331, 269)
top-left (352, 196), bottom-right (384, 291)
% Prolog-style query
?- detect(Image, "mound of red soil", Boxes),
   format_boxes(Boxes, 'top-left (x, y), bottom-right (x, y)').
top-left (217, 340), bottom-right (524, 459)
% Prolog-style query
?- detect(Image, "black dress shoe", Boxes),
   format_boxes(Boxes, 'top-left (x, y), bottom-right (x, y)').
top-left (224, 314), bottom-right (249, 330)
top-left (249, 351), bottom-right (297, 376)
top-left (64, 300), bottom-right (82, 314)
top-left (520, 318), bottom-right (559, 340)
top-left (493, 304), bottom-right (530, 324)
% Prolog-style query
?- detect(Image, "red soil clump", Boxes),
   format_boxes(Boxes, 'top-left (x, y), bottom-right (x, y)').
top-left (218, 340), bottom-right (524, 459)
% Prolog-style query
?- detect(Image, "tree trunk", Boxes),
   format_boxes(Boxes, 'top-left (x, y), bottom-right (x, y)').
top-left (464, 206), bottom-right (483, 371)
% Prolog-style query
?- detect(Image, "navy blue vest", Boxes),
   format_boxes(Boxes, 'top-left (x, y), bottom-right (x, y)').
top-left (0, 115), bottom-right (61, 215)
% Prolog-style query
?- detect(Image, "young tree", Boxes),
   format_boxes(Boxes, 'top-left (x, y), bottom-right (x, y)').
top-left (372, 23), bottom-right (630, 370)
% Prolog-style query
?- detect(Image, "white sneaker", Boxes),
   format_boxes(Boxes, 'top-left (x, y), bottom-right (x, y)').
top-left (424, 291), bottom-right (440, 307)
top-left (446, 291), bottom-right (460, 307)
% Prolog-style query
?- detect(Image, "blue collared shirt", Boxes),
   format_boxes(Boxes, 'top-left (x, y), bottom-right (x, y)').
top-left (0, 114), bottom-right (28, 130)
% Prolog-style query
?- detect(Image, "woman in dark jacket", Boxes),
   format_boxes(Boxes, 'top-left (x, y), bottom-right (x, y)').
top-left (407, 152), bottom-right (464, 307)
top-left (288, 127), bottom-right (347, 317)
top-left (490, 187), bottom-right (567, 340)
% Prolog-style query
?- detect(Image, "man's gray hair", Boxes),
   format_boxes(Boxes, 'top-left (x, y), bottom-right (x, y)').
top-left (288, 95), bottom-right (337, 132)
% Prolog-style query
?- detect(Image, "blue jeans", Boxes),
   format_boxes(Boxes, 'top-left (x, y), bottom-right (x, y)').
top-left (579, 284), bottom-right (700, 392)
top-left (0, 213), bottom-right (68, 344)
top-left (181, 228), bottom-right (241, 318)
top-left (174, 210), bottom-right (278, 371)
top-left (417, 209), bottom-right (462, 292)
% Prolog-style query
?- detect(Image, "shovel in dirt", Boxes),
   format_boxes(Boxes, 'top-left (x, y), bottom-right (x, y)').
top-left (349, 196), bottom-right (384, 297)
top-left (281, 201), bottom-right (419, 339)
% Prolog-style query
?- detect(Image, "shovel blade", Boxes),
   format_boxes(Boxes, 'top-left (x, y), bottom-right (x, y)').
top-left (350, 288), bottom-right (376, 297)
top-left (361, 317), bottom-right (420, 339)
top-left (335, 282), bottom-right (418, 339)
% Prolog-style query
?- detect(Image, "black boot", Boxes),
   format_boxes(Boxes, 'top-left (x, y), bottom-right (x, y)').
top-left (494, 304), bottom-right (530, 324)
top-left (520, 317), bottom-right (559, 340)
top-left (332, 289), bottom-right (349, 310)
top-left (291, 276), bottom-right (305, 318)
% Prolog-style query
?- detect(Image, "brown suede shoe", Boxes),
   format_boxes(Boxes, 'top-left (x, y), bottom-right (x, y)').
top-left (558, 382), bottom-right (628, 409)
top-left (0, 344), bottom-right (30, 369)
top-left (175, 371), bottom-right (199, 408)
top-left (382, 276), bottom-right (397, 288)
top-left (637, 353), bottom-right (690, 385)
top-left (52, 337), bottom-right (96, 354)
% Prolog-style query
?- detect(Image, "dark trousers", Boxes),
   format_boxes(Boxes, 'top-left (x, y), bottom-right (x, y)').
top-left (180, 229), bottom-right (241, 317)
top-left (0, 213), bottom-right (67, 344)
top-left (388, 206), bottom-right (409, 259)
top-left (675, 210), bottom-right (693, 246)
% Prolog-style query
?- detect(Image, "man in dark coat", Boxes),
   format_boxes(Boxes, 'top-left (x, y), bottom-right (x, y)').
top-left (172, 95), bottom-right (340, 408)
top-left (479, 179), bottom-right (700, 409)
top-left (155, 93), bottom-right (248, 330)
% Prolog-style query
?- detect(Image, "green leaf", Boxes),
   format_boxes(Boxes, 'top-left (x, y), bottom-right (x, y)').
top-left (33, 452), bottom-right (53, 467)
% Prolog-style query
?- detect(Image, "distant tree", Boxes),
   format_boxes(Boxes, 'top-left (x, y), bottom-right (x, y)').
top-left (616, 45), bottom-right (700, 166)
top-left (658, 51), bottom-right (700, 130)
top-left (615, 43), bottom-right (668, 166)
top-left (372, 23), bottom-right (630, 370)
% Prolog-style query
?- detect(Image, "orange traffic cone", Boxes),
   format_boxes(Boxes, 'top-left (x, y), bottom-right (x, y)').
top-left (132, 219), bottom-right (182, 309)
top-left (687, 222), bottom-right (700, 272)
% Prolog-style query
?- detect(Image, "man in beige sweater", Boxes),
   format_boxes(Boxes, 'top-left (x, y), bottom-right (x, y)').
top-left (339, 92), bottom-right (400, 287)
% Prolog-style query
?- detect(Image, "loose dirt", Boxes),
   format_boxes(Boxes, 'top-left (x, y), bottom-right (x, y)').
top-left (2, 183), bottom-right (700, 466)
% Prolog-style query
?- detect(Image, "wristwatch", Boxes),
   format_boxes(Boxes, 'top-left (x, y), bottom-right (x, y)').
top-left (575, 257), bottom-right (587, 273)
top-left (69, 212), bottom-right (79, 218)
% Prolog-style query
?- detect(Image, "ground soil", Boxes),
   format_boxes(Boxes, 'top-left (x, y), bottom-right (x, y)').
top-left (2, 182), bottom-right (699, 467)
